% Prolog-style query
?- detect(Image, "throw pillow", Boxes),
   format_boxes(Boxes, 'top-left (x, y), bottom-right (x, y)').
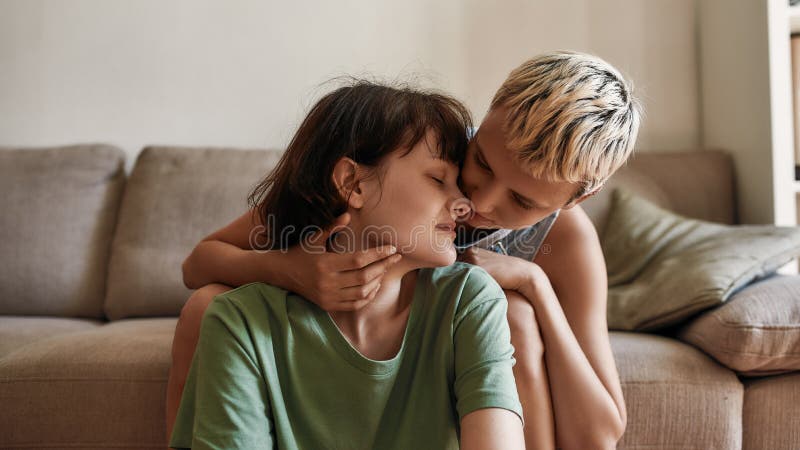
top-left (677, 274), bottom-right (800, 376)
top-left (602, 188), bottom-right (800, 331)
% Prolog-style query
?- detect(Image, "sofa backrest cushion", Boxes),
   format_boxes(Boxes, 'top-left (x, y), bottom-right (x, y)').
top-left (0, 144), bottom-right (125, 318)
top-left (103, 146), bottom-right (282, 320)
top-left (581, 149), bottom-right (736, 234)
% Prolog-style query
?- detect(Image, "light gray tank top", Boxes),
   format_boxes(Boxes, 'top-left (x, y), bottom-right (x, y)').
top-left (455, 210), bottom-right (560, 261)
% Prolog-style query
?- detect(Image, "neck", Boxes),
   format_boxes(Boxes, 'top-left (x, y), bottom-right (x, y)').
top-left (327, 226), bottom-right (423, 358)
top-left (329, 258), bottom-right (417, 328)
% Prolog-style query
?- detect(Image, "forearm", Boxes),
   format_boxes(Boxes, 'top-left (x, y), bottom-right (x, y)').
top-left (518, 275), bottom-right (623, 450)
top-left (182, 240), bottom-right (289, 290)
top-left (505, 290), bottom-right (557, 450)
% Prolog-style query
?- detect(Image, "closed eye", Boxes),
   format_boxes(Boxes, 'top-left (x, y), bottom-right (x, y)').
top-left (474, 148), bottom-right (492, 172)
top-left (431, 176), bottom-right (444, 185)
top-left (511, 192), bottom-right (536, 210)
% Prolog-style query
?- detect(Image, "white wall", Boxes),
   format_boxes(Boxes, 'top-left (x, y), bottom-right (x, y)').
top-left (0, 0), bottom-right (699, 170)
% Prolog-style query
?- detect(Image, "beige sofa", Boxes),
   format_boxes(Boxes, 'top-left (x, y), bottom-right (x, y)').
top-left (0, 144), bottom-right (797, 450)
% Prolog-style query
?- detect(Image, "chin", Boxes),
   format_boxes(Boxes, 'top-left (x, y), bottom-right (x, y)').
top-left (429, 247), bottom-right (457, 267)
top-left (466, 216), bottom-right (496, 229)
top-left (409, 247), bottom-right (457, 268)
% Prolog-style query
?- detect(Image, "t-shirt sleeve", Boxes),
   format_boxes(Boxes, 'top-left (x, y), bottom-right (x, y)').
top-left (452, 270), bottom-right (524, 424)
top-left (169, 296), bottom-right (275, 450)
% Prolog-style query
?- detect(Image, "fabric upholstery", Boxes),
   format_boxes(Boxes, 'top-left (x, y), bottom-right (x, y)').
top-left (677, 275), bottom-right (800, 376)
top-left (582, 149), bottom-right (736, 235)
top-left (0, 318), bottom-right (176, 449)
top-left (0, 316), bottom-right (103, 359)
top-left (610, 331), bottom-right (743, 449)
top-left (0, 144), bottom-right (125, 318)
top-left (0, 324), bottom-right (745, 450)
top-left (602, 188), bottom-right (800, 331)
top-left (743, 372), bottom-right (800, 450)
top-left (103, 146), bottom-right (283, 320)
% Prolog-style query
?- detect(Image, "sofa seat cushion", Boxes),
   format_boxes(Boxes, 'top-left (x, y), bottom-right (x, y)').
top-left (104, 146), bottom-right (283, 320)
top-left (0, 318), bottom-right (176, 449)
top-left (611, 331), bottom-right (743, 449)
top-left (677, 274), bottom-right (800, 376)
top-left (743, 372), bottom-right (800, 450)
top-left (0, 144), bottom-right (126, 318)
top-left (0, 316), bottom-right (103, 360)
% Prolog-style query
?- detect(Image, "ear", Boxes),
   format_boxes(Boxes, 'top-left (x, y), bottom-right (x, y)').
top-left (562, 184), bottom-right (603, 210)
top-left (331, 157), bottom-right (366, 209)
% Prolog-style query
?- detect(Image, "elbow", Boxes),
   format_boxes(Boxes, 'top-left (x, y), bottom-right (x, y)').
top-left (562, 435), bottom-right (619, 450)
top-left (584, 437), bottom-right (621, 450)
top-left (591, 414), bottom-right (626, 450)
top-left (609, 402), bottom-right (627, 445)
top-left (615, 411), bottom-right (627, 442)
top-left (181, 254), bottom-right (199, 290)
top-left (601, 418), bottom-right (628, 450)
top-left (562, 417), bottom-right (625, 450)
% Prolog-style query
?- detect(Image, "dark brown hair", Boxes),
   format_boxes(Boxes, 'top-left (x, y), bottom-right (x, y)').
top-left (247, 79), bottom-right (473, 250)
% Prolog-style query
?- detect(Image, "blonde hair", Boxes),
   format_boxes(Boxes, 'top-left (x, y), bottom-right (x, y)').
top-left (491, 51), bottom-right (642, 204)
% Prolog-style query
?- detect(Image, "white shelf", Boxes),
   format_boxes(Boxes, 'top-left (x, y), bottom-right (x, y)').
top-left (700, 0), bottom-right (797, 226)
top-left (791, 5), bottom-right (800, 33)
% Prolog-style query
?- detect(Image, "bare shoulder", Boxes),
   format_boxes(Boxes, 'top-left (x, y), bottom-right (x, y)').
top-left (536, 205), bottom-right (605, 275)
top-left (533, 203), bottom-right (609, 344)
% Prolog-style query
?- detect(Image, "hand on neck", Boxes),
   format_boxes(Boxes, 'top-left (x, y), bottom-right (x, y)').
top-left (326, 221), bottom-right (422, 360)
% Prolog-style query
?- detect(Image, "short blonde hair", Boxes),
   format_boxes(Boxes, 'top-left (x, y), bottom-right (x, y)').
top-left (491, 51), bottom-right (642, 204)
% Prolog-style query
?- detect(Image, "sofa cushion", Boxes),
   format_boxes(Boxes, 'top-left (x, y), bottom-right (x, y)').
top-left (0, 144), bottom-right (125, 318)
top-left (0, 316), bottom-right (103, 360)
top-left (602, 188), bottom-right (800, 331)
top-left (104, 146), bottom-right (283, 320)
top-left (0, 318), bottom-right (176, 449)
top-left (677, 275), bottom-right (800, 376)
top-left (610, 331), bottom-right (743, 449)
top-left (582, 150), bottom-right (736, 235)
top-left (742, 372), bottom-right (800, 450)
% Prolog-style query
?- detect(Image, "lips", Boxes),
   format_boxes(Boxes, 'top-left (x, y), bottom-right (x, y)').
top-left (435, 222), bottom-right (456, 232)
top-left (470, 212), bottom-right (494, 226)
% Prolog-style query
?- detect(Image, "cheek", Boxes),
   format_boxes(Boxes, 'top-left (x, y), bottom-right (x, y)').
top-left (506, 209), bottom-right (555, 229)
top-left (459, 162), bottom-right (481, 189)
top-left (366, 187), bottom-right (438, 239)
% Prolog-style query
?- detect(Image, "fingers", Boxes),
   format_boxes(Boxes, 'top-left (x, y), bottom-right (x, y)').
top-left (315, 281), bottom-right (380, 312)
top-left (335, 297), bottom-right (377, 312)
top-left (335, 244), bottom-right (399, 271)
top-left (307, 212), bottom-right (351, 247)
top-left (337, 282), bottom-right (382, 311)
top-left (338, 273), bottom-right (383, 302)
top-left (338, 253), bottom-right (402, 287)
top-left (313, 250), bottom-right (401, 311)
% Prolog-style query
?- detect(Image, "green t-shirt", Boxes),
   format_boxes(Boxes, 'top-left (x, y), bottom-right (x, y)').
top-left (170, 262), bottom-right (522, 450)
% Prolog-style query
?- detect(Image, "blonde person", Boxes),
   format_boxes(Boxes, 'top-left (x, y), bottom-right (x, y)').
top-left (169, 51), bottom-right (641, 450)
top-left (169, 81), bottom-right (525, 449)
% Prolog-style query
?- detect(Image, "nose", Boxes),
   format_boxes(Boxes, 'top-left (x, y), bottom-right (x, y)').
top-left (449, 197), bottom-right (472, 222)
top-left (469, 179), bottom-right (502, 215)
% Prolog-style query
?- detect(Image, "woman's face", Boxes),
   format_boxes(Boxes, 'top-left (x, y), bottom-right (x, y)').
top-left (459, 106), bottom-right (580, 230)
top-left (352, 130), bottom-right (469, 267)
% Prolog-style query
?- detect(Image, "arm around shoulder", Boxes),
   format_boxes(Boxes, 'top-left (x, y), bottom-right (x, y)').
top-left (181, 208), bottom-right (292, 290)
